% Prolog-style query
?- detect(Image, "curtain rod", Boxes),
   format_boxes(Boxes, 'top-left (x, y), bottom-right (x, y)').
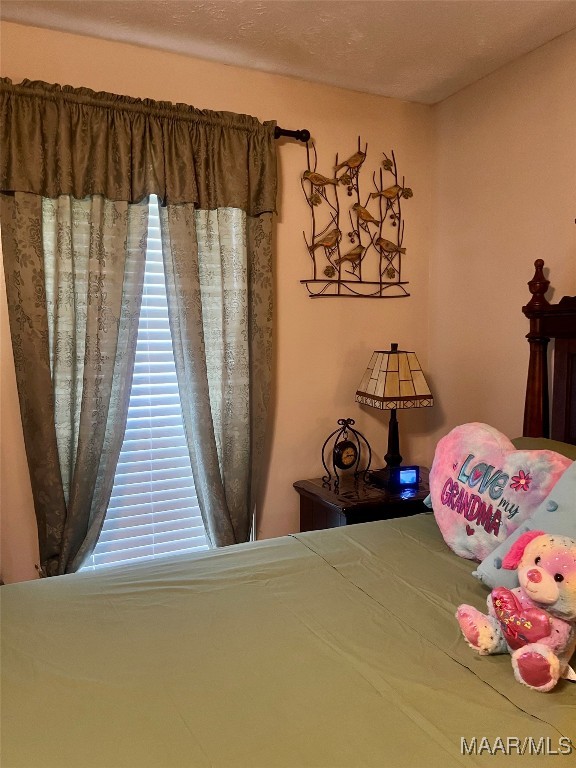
top-left (274, 126), bottom-right (310, 142)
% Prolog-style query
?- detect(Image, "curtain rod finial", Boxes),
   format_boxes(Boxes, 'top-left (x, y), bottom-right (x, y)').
top-left (274, 127), bottom-right (310, 143)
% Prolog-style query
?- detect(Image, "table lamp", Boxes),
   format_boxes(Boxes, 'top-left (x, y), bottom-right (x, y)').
top-left (355, 343), bottom-right (433, 488)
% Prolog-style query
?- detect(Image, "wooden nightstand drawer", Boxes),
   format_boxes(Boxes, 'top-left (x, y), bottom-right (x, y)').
top-left (294, 467), bottom-right (430, 532)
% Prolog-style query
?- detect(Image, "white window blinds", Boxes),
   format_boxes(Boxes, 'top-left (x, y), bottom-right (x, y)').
top-left (84, 197), bottom-right (209, 570)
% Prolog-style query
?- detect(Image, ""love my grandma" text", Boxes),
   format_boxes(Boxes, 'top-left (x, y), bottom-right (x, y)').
top-left (439, 454), bottom-right (523, 537)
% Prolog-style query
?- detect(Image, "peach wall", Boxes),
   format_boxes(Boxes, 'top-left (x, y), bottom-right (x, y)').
top-left (430, 28), bottom-right (576, 444)
top-left (2, 21), bottom-right (575, 584)
top-left (0, 22), bottom-right (434, 581)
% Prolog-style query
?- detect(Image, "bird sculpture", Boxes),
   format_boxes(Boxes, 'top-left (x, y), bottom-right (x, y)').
top-left (370, 184), bottom-right (402, 200)
top-left (303, 170), bottom-right (338, 187)
top-left (375, 237), bottom-right (406, 254)
top-left (335, 150), bottom-right (366, 172)
top-left (334, 244), bottom-right (365, 266)
top-left (352, 203), bottom-right (379, 224)
top-left (309, 228), bottom-right (341, 252)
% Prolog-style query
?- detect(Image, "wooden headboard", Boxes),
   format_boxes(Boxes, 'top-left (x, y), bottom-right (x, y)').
top-left (523, 259), bottom-right (576, 445)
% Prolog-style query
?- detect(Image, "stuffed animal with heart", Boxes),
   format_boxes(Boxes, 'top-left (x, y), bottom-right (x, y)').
top-left (456, 530), bottom-right (576, 692)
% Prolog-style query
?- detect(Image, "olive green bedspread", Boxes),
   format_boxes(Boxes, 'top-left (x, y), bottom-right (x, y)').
top-left (2, 514), bottom-right (574, 767)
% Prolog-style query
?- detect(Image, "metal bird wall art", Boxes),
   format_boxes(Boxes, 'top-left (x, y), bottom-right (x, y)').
top-left (302, 170), bottom-right (339, 187)
top-left (309, 227), bottom-right (341, 252)
top-left (301, 137), bottom-right (413, 298)
top-left (334, 244), bottom-right (365, 267)
top-left (334, 150), bottom-right (366, 172)
top-left (352, 203), bottom-right (380, 226)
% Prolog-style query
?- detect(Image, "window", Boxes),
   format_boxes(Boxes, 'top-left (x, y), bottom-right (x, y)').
top-left (83, 197), bottom-right (209, 570)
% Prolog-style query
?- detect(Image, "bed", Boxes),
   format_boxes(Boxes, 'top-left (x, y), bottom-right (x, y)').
top-left (2, 260), bottom-right (576, 768)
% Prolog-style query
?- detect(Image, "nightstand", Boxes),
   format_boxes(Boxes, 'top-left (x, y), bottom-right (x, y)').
top-left (294, 467), bottom-right (430, 532)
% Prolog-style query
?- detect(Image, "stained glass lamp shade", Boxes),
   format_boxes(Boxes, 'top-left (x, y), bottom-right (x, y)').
top-left (355, 343), bottom-right (433, 468)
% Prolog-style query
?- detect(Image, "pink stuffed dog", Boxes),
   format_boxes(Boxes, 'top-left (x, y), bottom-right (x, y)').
top-left (457, 530), bottom-right (576, 692)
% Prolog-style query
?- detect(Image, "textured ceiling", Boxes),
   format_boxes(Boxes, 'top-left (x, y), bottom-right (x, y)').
top-left (2, 1), bottom-right (576, 103)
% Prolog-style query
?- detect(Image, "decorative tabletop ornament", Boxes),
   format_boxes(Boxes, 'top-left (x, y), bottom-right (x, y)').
top-left (321, 418), bottom-right (372, 490)
top-left (301, 137), bottom-right (413, 298)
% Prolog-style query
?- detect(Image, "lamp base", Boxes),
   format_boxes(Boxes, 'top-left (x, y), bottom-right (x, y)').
top-left (384, 408), bottom-right (402, 468)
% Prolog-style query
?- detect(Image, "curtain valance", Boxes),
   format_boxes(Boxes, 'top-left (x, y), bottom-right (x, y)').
top-left (0, 78), bottom-right (277, 215)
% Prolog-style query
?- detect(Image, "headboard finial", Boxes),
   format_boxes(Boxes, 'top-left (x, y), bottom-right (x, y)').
top-left (525, 259), bottom-right (550, 310)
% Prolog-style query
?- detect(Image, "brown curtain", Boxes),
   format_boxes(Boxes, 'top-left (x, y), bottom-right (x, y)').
top-left (158, 205), bottom-right (273, 547)
top-left (1, 192), bottom-right (149, 575)
top-left (0, 78), bottom-right (277, 573)
top-left (0, 78), bottom-right (276, 213)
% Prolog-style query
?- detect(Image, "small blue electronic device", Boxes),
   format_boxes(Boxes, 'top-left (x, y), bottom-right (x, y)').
top-left (396, 466), bottom-right (419, 486)
top-left (369, 465), bottom-right (420, 490)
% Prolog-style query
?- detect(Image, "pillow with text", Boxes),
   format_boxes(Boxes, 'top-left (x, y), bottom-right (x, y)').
top-left (429, 423), bottom-right (572, 561)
